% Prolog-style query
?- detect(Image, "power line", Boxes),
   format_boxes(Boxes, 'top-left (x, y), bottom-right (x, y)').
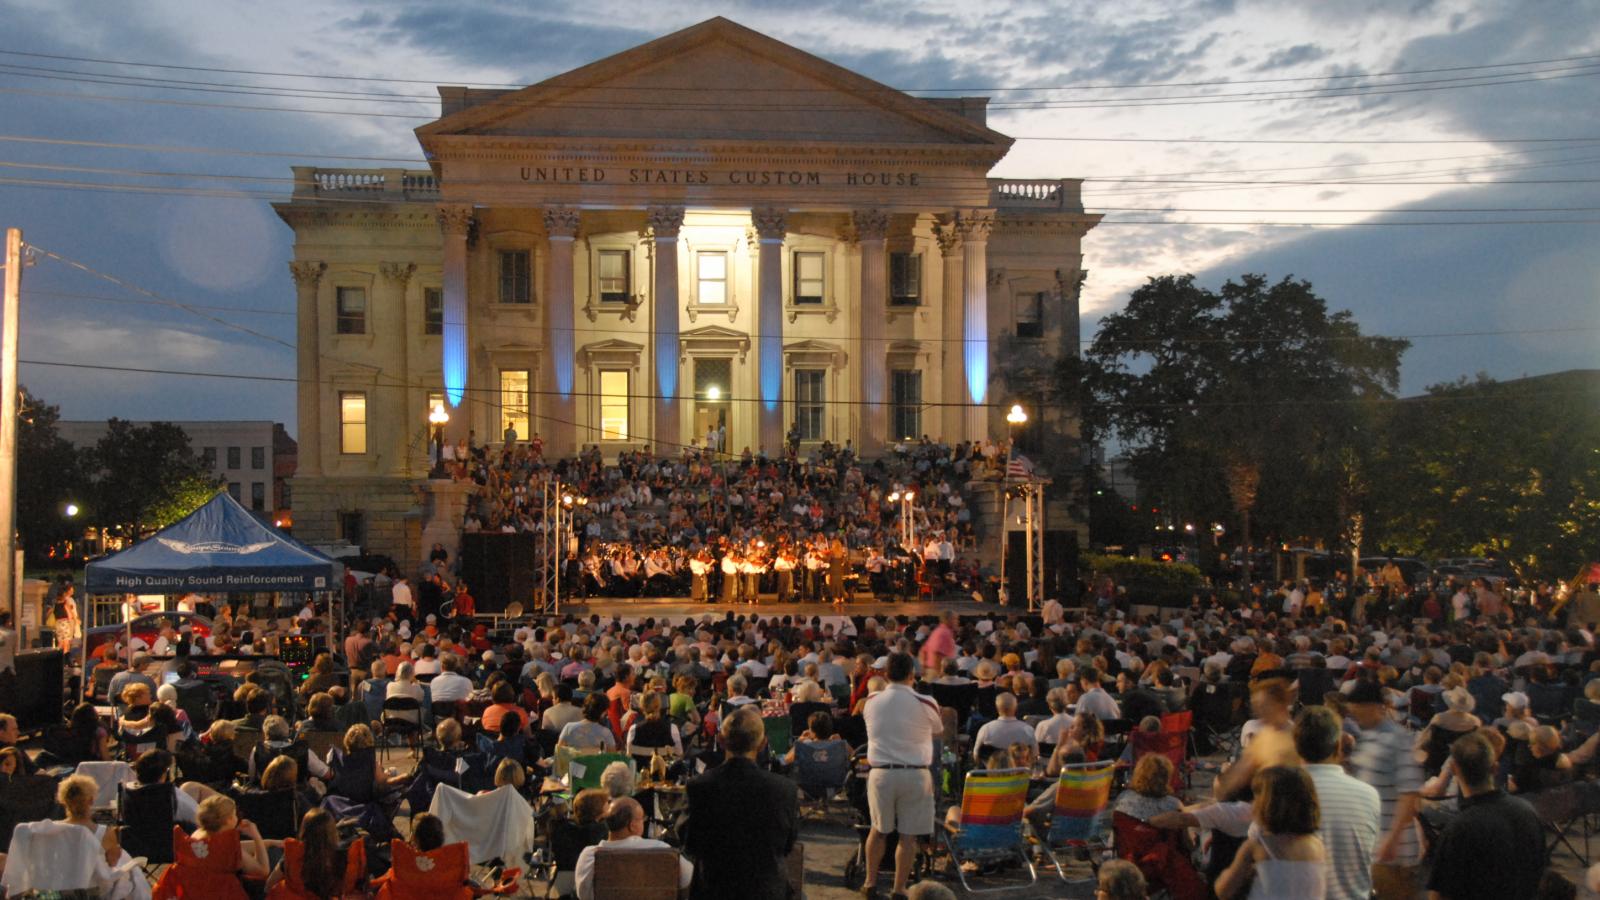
top-left (3, 45), bottom-right (1598, 92)
top-left (0, 133), bottom-right (424, 163)
top-left (24, 288), bottom-right (294, 317)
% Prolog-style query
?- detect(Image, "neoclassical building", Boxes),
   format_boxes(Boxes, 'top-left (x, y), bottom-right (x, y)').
top-left (276, 18), bottom-right (1098, 565)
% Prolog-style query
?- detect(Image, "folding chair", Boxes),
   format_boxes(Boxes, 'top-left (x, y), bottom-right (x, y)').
top-left (376, 839), bottom-right (473, 900)
top-left (939, 767), bottom-right (1038, 893)
top-left (1530, 781), bottom-right (1600, 866)
top-left (569, 752), bottom-right (634, 793)
top-left (0, 772), bottom-right (58, 853)
top-left (1113, 811), bottom-right (1208, 900)
top-left (1131, 728), bottom-right (1188, 794)
top-left (791, 739), bottom-right (850, 818)
top-left (74, 759), bottom-right (135, 811)
top-left (380, 697), bottom-right (424, 759)
top-left (1528, 682), bottom-right (1574, 727)
top-left (268, 835), bottom-right (367, 900)
top-left (155, 824), bottom-right (251, 900)
top-left (1, 819), bottom-right (137, 897)
top-left (1037, 761), bottom-right (1116, 883)
top-left (589, 847), bottom-right (682, 900)
top-left (118, 782), bottom-right (181, 873)
top-left (303, 730), bottom-right (344, 764)
top-left (1159, 710), bottom-right (1195, 787)
top-left (229, 785), bottom-right (299, 842)
top-left (231, 728), bottom-right (263, 765)
top-left (428, 783), bottom-right (537, 866)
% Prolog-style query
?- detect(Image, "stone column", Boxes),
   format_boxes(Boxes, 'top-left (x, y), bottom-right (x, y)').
top-left (437, 203), bottom-right (474, 443)
top-left (752, 207), bottom-right (787, 456)
top-left (647, 206), bottom-right (685, 454)
top-left (543, 206), bottom-right (580, 456)
top-left (379, 262), bottom-right (416, 476)
top-left (933, 217), bottom-right (964, 444)
top-left (289, 260), bottom-right (326, 476)
top-left (957, 209), bottom-right (995, 441)
top-left (854, 209), bottom-right (889, 456)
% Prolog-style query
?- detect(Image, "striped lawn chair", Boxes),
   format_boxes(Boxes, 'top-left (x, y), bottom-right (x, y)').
top-left (939, 767), bottom-right (1036, 893)
top-left (1040, 761), bottom-right (1116, 882)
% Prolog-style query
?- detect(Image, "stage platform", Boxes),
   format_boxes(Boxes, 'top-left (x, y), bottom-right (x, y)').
top-left (531, 595), bottom-right (1011, 621)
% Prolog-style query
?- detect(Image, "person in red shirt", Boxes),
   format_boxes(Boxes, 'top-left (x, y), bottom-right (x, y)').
top-left (451, 582), bottom-right (475, 619)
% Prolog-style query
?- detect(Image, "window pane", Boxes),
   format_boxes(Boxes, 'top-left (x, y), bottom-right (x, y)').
top-left (697, 252), bottom-right (726, 304)
top-left (336, 287), bottom-right (366, 334)
top-left (598, 250), bottom-right (630, 303)
top-left (794, 252), bottom-right (824, 304)
top-left (424, 287), bottom-right (443, 335)
top-left (251, 446), bottom-right (265, 470)
top-left (251, 482), bottom-right (265, 511)
top-left (892, 371), bottom-right (922, 440)
top-left (795, 369), bottom-right (826, 441)
top-left (600, 371), bottom-right (629, 441)
top-left (340, 392), bottom-right (367, 454)
top-left (499, 250), bottom-right (531, 303)
top-left (228, 482), bottom-right (241, 502)
top-left (890, 253), bottom-right (921, 306)
top-left (499, 370), bottom-right (530, 442)
top-left (1015, 291), bottom-right (1044, 338)
top-left (226, 447), bottom-right (240, 469)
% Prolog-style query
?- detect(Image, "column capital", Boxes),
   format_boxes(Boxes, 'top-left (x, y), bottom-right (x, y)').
top-left (751, 206), bottom-right (788, 241)
top-left (646, 205), bottom-right (685, 239)
top-left (436, 203), bottom-right (475, 236)
top-left (543, 206), bottom-right (581, 239)
top-left (953, 208), bottom-right (995, 241)
top-left (852, 208), bottom-right (890, 241)
top-left (932, 216), bottom-right (962, 256)
top-left (379, 261), bottom-right (416, 288)
top-left (288, 260), bottom-right (326, 289)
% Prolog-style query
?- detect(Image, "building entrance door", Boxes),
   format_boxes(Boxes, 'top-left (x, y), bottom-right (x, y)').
top-left (693, 358), bottom-right (731, 452)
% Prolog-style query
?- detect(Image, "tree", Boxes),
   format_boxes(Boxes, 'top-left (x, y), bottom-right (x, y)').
top-left (15, 388), bottom-right (86, 559)
top-left (1369, 371), bottom-right (1600, 578)
top-left (1069, 273), bottom-right (1409, 560)
top-left (87, 419), bottom-right (220, 538)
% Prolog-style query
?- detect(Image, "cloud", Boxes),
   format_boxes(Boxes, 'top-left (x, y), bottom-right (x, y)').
top-left (1253, 43), bottom-right (1329, 71)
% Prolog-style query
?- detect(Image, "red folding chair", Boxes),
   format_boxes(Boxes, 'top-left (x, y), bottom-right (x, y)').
top-left (1112, 812), bottom-right (1207, 900)
top-left (1130, 729), bottom-right (1187, 794)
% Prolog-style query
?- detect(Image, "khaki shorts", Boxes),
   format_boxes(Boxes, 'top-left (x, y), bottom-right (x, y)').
top-left (866, 767), bottom-right (935, 836)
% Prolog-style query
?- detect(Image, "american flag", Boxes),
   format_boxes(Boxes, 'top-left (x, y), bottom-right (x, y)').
top-left (1006, 453), bottom-right (1034, 480)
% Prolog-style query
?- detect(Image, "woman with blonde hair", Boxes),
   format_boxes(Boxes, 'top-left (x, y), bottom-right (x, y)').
top-left (1417, 687), bottom-right (1482, 778)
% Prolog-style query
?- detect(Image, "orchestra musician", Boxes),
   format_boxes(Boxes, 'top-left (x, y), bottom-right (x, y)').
top-left (689, 549), bottom-right (712, 602)
top-left (827, 537), bottom-right (848, 605)
top-left (773, 546), bottom-right (797, 603)
top-left (720, 549), bottom-right (741, 604)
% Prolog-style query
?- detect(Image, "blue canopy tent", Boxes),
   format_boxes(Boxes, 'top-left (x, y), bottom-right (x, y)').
top-left (87, 491), bottom-right (336, 593)
top-left (83, 492), bottom-right (340, 664)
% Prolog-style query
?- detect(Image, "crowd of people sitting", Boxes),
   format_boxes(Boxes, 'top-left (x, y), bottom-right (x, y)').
top-left (445, 436), bottom-right (1010, 601)
top-left (5, 571), bottom-right (1600, 899)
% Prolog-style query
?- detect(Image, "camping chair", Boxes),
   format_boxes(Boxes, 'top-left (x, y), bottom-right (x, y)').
top-left (791, 739), bottom-right (850, 818)
top-left (1529, 682), bottom-right (1574, 727)
top-left (74, 759), bottom-right (135, 811)
top-left (1188, 682), bottom-right (1240, 758)
top-left (570, 753), bottom-right (634, 794)
top-left (303, 730), bottom-right (344, 764)
top-left (787, 701), bottom-right (832, 736)
top-left (379, 697), bottom-right (424, 759)
top-left (230, 784), bottom-right (300, 841)
top-left (0, 772), bottom-right (59, 853)
top-left (1159, 711), bottom-right (1195, 787)
top-left (429, 783), bottom-right (537, 866)
top-left (155, 824), bottom-right (252, 900)
top-left (1528, 781), bottom-right (1600, 866)
top-left (1, 819), bottom-right (138, 898)
top-left (231, 727), bottom-right (263, 765)
top-left (1113, 811), bottom-right (1207, 900)
top-left (1037, 761), bottom-right (1116, 883)
top-left (1571, 697), bottom-right (1600, 739)
top-left (939, 767), bottom-right (1037, 894)
top-left (376, 840), bottom-right (473, 900)
top-left (1131, 728), bottom-right (1188, 794)
top-left (118, 782), bottom-right (181, 872)
top-left (589, 847), bottom-right (682, 900)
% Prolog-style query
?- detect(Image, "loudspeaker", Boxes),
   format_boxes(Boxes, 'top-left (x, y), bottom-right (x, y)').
top-left (1004, 530), bottom-right (1080, 605)
top-left (6, 649), bottom-right (64, 732)
top-left (458, 534), bottom-right (538, 614)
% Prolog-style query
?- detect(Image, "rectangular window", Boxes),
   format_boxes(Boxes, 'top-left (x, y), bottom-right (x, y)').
top-left (890, 252), bottom-right (921, 306)
top-left (795, 370), bottom-right (826, 441)
top-left (499, 370), bottom-right (530, 442)
top-left (1016, 291), bottom-right (1044, 339)
top-left (598, 250), bottom-right (631, 303)
top-left (793, 252), bottom-right (824, 305)
top-left (251, 446), bottom-right (265, 470)
top-left (227, 482), bottom-right (241, 502)
top-left (697, 252), bottom-right (727, 304)
top-left (892, 370), bottom-right (922, 440)
top-left (226, 447), bottom-right (241, 469)
top-left (499, 250), bottom-right (531, 304)
top-left (201, 447), bottom-right (216, 468)
top-left (281, 482), bottom-right (292, 510)
top-left (338, 511), bottom-right (365, 548)
top-left (251, 482), bottom-right (265, 511)
top-left (424, 287), bottom-right (443, 335)
top-left (339, 392), bottom-right (367, 454)
top-left (599, 371), bottom-right (629, 441)
top-left (335, 287), bottom-right (366, 334)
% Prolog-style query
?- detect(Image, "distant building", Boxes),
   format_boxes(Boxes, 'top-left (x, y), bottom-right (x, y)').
top-left (57, 420), bottom-right (297, 521)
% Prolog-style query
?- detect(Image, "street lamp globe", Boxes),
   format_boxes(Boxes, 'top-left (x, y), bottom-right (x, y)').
top-left (888, 491), bottom-right (900, 502)
top-left (64, 502), bottom-right (79, 517)
top-left (1006, 404), bottom-right (1028, 426)
top-left (904, 490), bottom-right (915, 502)
top-left (428, 403), bottom-right (449, 427)
top-left (706, 385), bottom-right (721, 401)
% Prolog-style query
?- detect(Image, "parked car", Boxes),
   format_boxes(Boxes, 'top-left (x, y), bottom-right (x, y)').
top-left (83, 610), bottom-right (214, 661)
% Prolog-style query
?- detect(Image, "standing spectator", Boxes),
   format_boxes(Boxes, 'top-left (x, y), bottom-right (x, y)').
top-left (390, 575), bottom-right (413, 623)
top-left (1216, 766), bottom-right (1327, 899)
top-left (1346, 678), bottom-right (1423, 900)
top-left (1425, 731), bottom-right (1545, 900)
top-left (861, 652), bottom-right (943, 899)
top-left (682, 708), bottom-right (798, 899)
top-left (919, 611), bottom-right (958, 676)
top-left (1294, 705), bottom-right (1380, 900)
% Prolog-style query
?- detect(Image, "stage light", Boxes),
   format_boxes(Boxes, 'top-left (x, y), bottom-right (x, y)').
top-left (707, 386), bottom-right (721, 401)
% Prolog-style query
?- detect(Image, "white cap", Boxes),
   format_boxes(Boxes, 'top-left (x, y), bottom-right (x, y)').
top-left (1502, 691), bottom-right (1529, 709)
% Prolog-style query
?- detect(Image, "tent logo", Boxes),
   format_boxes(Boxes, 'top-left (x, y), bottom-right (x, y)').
top-left (157, 538), bottom-right (276, 555)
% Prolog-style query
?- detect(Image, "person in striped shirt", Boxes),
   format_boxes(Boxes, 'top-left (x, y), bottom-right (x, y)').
top-left (1294, 705), bottom-right (1381, 900)
top-left (1346, 677), bottom-right (1423, 900)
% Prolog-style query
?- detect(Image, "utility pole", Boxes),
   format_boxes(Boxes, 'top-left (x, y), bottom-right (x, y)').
top-left (1, 229), bottom-right (21, 629)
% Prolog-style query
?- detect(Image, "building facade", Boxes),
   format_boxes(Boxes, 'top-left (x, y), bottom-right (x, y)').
top-left (58, 420), bottom-right (297, 519)
top-left (276, 18), bottom-right (1098, 566)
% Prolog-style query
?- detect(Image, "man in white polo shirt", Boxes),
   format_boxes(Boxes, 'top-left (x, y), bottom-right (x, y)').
top-left (862, 651), bottom-right (943, 900)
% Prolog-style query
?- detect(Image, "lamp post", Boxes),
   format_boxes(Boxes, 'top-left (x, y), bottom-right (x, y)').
top-left (887, 489), bottom-right (917, 549)
top-left (427, 403), bottom-right (450, 479)
top-left (999, 404), bottom-right (1027, 607)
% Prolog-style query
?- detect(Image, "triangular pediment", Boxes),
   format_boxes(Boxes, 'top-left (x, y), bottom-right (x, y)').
top-left (417, 18), bottom-right (1012, 151)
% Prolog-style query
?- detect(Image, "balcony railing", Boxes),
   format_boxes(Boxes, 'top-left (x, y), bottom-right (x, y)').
top-left (290, 166), bottom-right (439, 201)
top-left (988, 178), bottom-right (1085, 212)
